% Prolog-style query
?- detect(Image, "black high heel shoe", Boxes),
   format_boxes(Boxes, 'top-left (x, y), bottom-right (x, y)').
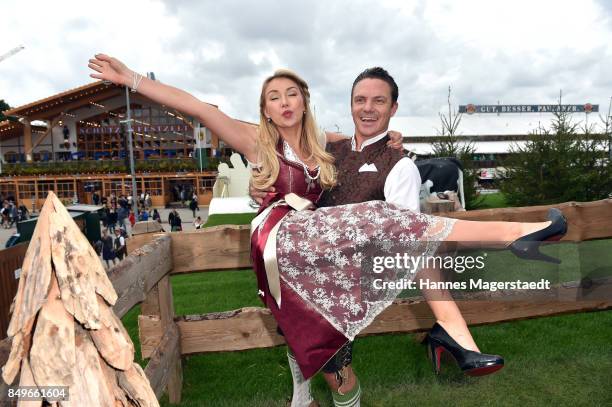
top-left (508, 208), bottom-right (568, 264)
top-left (426, 323), bottom-right (504, 377)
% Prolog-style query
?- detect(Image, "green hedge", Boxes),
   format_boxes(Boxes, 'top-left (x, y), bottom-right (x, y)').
top-left (1, 158), bottom-right (225, 176)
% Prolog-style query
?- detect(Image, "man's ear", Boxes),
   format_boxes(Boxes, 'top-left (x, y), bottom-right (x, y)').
top-left (390, 102), bottom-right (399, 117)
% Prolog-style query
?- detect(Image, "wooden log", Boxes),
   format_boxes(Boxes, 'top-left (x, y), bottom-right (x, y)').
top-left (98, 351), bottom-right (130, 407)
top-left (140, 285), bottom-right (160, 316)
top-left (29, 273), bottom-right (75, 388)
top-left (18, 358), bottom-right (41, 407)
top-left (0, 338), bottom-right (10, 372)
top-left (157, 277), bottom-right (174, 328)
top-left (2, 329), bottom-right (27, 386)
top-left (127, 233), bottom-right (165, 255)
top-left (109, 235), bottom-right (172, 319)
top-left (138, 315), bottom-right (163, 360)
top-left (166, 354), bottom-right (182, 405)
top-left (155, 276), bottom-right (181, 404)
top-left (132, 221), bottom-right (164, 236)
top-left (48, 194), bottom-right (119, 329)
top-left (0, 242), bottom-right (27, 342)
top-left (2, 192), bottom-right (159, 406)
top-left (421, 199), bottom-right (455, 214)
top-left (143, 326), bottom-right (180, 401)
top-left (442, 198), bottom-right (612, 241)
top-left (50, 192), bottom-right (118, 306)
top-left (171, 277), bottom-right (612, 354)
top-left (138, 284), bottom-right (162, 360)
top-left (170, 225), bottom-right (251, 274)
top-left (67, 325), bottom-right (117, 407)
top-left (90, 295), bottom-right (134, 371)
top-left (6, 199), bottom-right (53, 338)
top-left (118, 363), bottom-right (160, 407)
top-left (0, 338), bottom-right (15, 407)
top-left (175, 308), bottom-right (285, 354)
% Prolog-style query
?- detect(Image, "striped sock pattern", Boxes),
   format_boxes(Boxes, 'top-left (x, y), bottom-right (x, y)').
top-left (332, 378), bottom-right (361, 407)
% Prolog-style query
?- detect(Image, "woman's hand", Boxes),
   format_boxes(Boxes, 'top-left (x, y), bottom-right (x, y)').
top-left (325, 131), bottom-right (350, 144)
top-left (387, 130), bottom-right (404, 150)
top-left (88, 53), bottom-right (258, 161)
top-left (88, 53), bottom-right (133, 87)
top-left (249, 181), bottom-right (275, 205)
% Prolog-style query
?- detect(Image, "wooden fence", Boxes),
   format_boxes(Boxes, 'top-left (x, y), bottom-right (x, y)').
top-left (0, 244), bottom-right (28, 341)
top-left (1, 198), bottom-right (612, 404)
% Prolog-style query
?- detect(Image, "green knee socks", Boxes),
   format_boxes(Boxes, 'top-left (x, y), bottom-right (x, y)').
top-left (332, 377), bottom-right (361, 407)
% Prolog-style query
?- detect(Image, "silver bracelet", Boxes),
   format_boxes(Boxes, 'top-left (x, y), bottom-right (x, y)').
top-left (131, 71), bottom-right (143, 93)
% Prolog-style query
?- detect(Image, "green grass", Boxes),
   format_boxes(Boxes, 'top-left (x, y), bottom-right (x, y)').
top-left (122, 272), bottom-right (612, 407)
top-left (204, 213), bottom-right (257, 227)
top-left (477, 192), bottom-right (508, 209)
top-left (119, 203), bottom-right (612, 406)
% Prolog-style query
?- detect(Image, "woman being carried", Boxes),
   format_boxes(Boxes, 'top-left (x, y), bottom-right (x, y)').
top-left (89, 55), bottom-right (567, 405)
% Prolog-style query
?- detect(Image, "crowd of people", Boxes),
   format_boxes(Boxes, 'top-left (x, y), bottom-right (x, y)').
top-left (92, 190), bottom-right (198, 268)
top-left (94, 190), bottom-right (162, 235)
top-left (0, 196), bottom-right (29, 229)
top-left (1, 188), bottom-right (201, 270)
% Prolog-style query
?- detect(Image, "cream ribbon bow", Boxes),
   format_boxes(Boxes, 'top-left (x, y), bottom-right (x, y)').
top-left (250, 193), bottom-right (315, 308)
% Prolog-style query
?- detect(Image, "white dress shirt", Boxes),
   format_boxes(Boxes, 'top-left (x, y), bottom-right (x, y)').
top-left (351, 132), bottom-right (422, 212)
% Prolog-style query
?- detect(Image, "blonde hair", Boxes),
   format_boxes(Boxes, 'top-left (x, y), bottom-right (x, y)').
top-left (251, 69), bottom-right (336, 190)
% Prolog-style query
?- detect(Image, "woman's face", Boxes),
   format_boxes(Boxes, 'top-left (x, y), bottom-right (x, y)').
top-left (263, 77), bottom-right (305, 129)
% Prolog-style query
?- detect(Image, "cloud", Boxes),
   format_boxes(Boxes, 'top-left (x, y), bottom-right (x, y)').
top-left (1, 0), bottom-right (611, 135)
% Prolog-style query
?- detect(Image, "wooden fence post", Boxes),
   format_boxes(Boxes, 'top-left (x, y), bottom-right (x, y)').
top-left (141, 276), bottom-right (182, 404)
top-left (158, 276), bottom-right (182, 404)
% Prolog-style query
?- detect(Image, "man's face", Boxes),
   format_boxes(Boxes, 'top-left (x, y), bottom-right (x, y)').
top-left (351, 78), bottom-right (398, 139)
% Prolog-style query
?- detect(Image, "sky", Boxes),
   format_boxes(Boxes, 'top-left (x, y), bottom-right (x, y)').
top-left (1, 0), bottom-right (611, 136)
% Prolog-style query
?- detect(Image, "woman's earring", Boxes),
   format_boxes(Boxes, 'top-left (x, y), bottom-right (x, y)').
top-left (267, 117), bottom-right (272, 123)
top-left (303, 111), bottom-right (306, 115)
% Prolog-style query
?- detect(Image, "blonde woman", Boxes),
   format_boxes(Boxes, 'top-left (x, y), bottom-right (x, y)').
top-left (89, 55), bottom-right (567, 406)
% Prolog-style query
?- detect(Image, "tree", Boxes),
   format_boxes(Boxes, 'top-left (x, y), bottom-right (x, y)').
top-left (499, 111), bottom-right (612, 206)
top-left (431, 86), bottom-right (484, 209)
top-left (0, 99), bottom-right (11, 121)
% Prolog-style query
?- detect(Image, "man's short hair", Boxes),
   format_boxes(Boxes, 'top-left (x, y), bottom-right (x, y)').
top-left (351, 67), bottom-right (399, 104)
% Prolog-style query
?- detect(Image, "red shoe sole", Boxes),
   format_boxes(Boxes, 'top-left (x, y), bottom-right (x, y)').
top-left (465, 364), bottom-right (505, 376)
top-left (434, 344), bottom-right (504, 377)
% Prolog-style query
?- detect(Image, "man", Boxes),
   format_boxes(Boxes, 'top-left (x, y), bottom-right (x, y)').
top-left (113, 227), bottom-right (127, 261)
top-left (168, 209), bottom-right (176, 229)
top-left (117, 204), bottom-right (129, 234)
top-left (92, 190), bottom-right (101, 206)
top-left (169, 209), bottom-right (182, 231)
top-left (314, 67), bottom-right (421, 407)
top-left (189, 193), bottom-right (199, 218)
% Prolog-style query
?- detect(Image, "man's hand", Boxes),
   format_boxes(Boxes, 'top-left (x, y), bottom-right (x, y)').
top-left (249, 183), bottom-right (275, 205)
top-left (387, 130), bottom-right (404, 150)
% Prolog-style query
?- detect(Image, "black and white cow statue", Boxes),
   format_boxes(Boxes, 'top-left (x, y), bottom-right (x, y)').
top-left (414, 157), bottom-right (465, 209)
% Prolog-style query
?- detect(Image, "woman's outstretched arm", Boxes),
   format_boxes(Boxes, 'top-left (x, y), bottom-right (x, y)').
top-left (88, 53), bottom-right (258, 162)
